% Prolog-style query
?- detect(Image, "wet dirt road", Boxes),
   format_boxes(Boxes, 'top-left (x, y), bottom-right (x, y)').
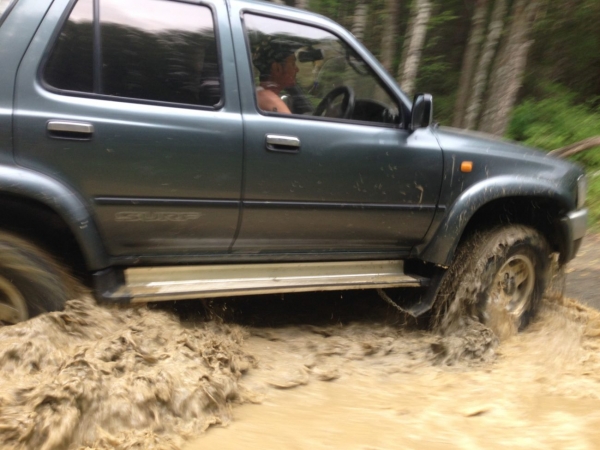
top-left (185, 234), bottom-right (600, 450)
top-left (566, 233), bottom-right (600, 310)
top-left (186, 300), bottom-right (600, 450)
top-left (0, 235), bottom-right (598, 449)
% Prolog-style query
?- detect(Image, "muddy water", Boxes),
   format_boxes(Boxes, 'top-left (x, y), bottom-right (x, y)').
top-left (187, 297), bottom-right (600, 449)
top-left (1, 290), bottom-right (600, 449)
top-left (0, 298), bottom-right (253, 450)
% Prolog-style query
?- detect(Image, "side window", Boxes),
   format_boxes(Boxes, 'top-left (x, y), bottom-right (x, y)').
top-left (243, 14), bottom-right (401, 126)
top-left (44, 0), bottom-right (221, 108)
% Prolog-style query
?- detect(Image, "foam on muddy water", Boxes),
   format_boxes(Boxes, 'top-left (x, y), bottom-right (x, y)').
top-left (188, 296), bottom-right (600, 449)
top-left (1, 291), bottom-right (600, 449)
top-left (0, 298), bottom-right (252, 450)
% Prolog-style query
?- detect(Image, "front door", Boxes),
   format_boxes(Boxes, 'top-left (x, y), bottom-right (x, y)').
top-left (14, 0), bottom-right (243, 258)
top-left (231, 10), bottom-right (443, 256)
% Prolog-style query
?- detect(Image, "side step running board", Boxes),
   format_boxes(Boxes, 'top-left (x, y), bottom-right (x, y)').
top-left (96, 260), bottom-right (424, 303)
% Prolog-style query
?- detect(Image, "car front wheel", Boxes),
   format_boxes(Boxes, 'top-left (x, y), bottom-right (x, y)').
top-left (435, 225), bottom-right (551, 340)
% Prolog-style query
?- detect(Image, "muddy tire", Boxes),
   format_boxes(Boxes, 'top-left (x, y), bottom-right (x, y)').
top-left (434, 225), bottom-right (550, 340)
top-left (0, 231), bottom-right (78, 324)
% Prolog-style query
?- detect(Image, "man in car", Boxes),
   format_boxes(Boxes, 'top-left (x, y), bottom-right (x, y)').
top-left (252, 38), bottom-right (301, 114)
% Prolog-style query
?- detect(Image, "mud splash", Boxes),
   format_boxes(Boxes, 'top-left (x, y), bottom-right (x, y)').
top-left (188, 296), bottom-right (600, 449)
top-left (0, 298), bottom-right (252, 450)
top-left (1, 288), bottom-right (600, 449)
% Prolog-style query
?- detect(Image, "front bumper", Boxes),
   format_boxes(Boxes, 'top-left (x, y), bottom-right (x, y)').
top-left (559, 208), bottom-right (588, 262)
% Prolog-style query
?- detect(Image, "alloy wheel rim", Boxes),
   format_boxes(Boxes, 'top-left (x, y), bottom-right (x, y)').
top-left (490, 255), bottom-right (535, 319)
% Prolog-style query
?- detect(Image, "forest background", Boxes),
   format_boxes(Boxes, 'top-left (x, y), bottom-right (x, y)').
top-left (270, 0), bottom-right (600, 229)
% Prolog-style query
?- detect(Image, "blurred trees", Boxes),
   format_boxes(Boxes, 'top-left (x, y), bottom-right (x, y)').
top-left (397, 0), bottom-right (432, 96)
top-left (351, 0), bottom-right (369, 41)
top-left (453, 0), bottom-right (489, 128)
top-left (379, 0), bottom-right (398, 72)
top-left (478, 0), bottom-right (543, 135)
top-left (462, 0), bottom-right (507, 130)
top-left (271, 0), bottom-right (599, 137)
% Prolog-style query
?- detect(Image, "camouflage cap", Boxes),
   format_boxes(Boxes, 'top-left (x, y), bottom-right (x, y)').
top-left (252, 37), bottom-right (303, 75)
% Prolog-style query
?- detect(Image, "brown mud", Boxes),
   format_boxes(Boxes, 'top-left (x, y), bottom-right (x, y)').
top-left (0, 299), bottom-right (253, 450)
top-left (189, 297), bottom-right (600, 449)
top-left (0, 236), bottom-right (599, 449)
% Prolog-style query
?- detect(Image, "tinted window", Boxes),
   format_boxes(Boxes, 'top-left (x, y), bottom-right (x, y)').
top-left (100, 0), bottom-right (220, 106)
top-left (44, 0), bottom-right (94, 93)
top-left (44, 0), bottom-right (221, 107)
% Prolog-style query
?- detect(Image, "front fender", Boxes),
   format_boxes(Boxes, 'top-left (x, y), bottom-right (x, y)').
top-left (0, 164), bottom-right (108, 269)
top-left (419, 175), bottom-right (572, 266)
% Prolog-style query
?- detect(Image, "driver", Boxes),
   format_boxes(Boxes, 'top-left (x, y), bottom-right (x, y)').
top-left (252, 38), bottom-right (301, 114)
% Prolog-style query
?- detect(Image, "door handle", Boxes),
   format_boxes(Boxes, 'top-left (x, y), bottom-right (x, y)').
top-left (266, 134), bottom-right (300, 153)
top-left (47, 120), bottom-right (94, 140)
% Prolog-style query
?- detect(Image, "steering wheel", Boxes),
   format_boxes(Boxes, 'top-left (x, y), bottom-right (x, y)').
top-left (313, 85), bottom-right (355, 119)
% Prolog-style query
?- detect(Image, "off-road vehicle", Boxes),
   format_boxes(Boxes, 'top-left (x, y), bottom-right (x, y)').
top-left (0, 0), bottom-right (587, 337)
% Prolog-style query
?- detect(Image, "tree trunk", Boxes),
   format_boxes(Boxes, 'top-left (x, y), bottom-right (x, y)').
top-left (295, 0), bottom-right (309, 9)
top-left (351, 1), bottom-right (369, 42)
top-left (380, 0), bottom-right (400, 72)
top-left (549, 137), bottom-right (600, 158)
top-left (270, 0), bottom-right (285, 4)
top-left (452, 0), bottom-right (489, 128)
top-left (479, 0), bottom-right (542, 136)
top-left (463, 0), bottom-right (507, 130)
top-left (398, 0), bottom-right (432, 96)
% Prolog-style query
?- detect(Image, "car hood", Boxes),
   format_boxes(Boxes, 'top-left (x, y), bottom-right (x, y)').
top-left (430, 125), bottom-right (583, 210)
top-left (431, 125), bottom-right (580, 174)
top-left (433, 126), bottom-right (549, 158)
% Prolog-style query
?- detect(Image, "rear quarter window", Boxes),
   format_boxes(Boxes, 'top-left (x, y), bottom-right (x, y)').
top-left (43, 0), bottom-right (222, 108)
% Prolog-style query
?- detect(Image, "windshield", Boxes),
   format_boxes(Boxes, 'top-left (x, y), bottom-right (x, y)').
top-left (295, 40), bottom-right (395, 112)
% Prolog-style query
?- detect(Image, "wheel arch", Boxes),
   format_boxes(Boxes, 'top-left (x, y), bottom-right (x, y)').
top-left (0, 165), bottom-right (108, 272)
top-left (419, 177), bottom-right (573, 267)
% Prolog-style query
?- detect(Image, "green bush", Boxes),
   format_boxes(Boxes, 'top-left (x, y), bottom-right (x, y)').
top-left (507, 88), bottom-right (600, 230)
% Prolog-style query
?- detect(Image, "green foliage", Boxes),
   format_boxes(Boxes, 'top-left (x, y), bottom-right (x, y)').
top-left (427, 9), bottom-right (459, 28)
top-left (507, 87), bottom-right (600, 228)
top-left (416, 54), bottom-right (455, 123)
top-left (308, 0), bottom-right (354, 29)
top-left (525, 0), bottom-right (600, 108)
top-left (507, 86), bottom-right (600, 162)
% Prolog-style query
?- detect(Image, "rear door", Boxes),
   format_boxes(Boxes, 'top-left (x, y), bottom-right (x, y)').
top-left (14, 0), bottom-right (243, 259)
top-left (230, 6), bottom-right (443, 256)
top-left (1, 0), bottom-right (52, 165)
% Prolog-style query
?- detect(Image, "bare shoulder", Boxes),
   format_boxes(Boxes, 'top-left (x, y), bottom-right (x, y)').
top-left (256, 89), bottom-right (292, 114)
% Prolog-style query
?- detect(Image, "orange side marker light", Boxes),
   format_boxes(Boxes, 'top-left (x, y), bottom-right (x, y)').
top-left (461, 161), bottom-right (473, 173)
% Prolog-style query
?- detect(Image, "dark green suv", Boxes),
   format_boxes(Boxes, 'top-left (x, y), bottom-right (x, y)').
top-left (0, 0), bottom-right (587, 338)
